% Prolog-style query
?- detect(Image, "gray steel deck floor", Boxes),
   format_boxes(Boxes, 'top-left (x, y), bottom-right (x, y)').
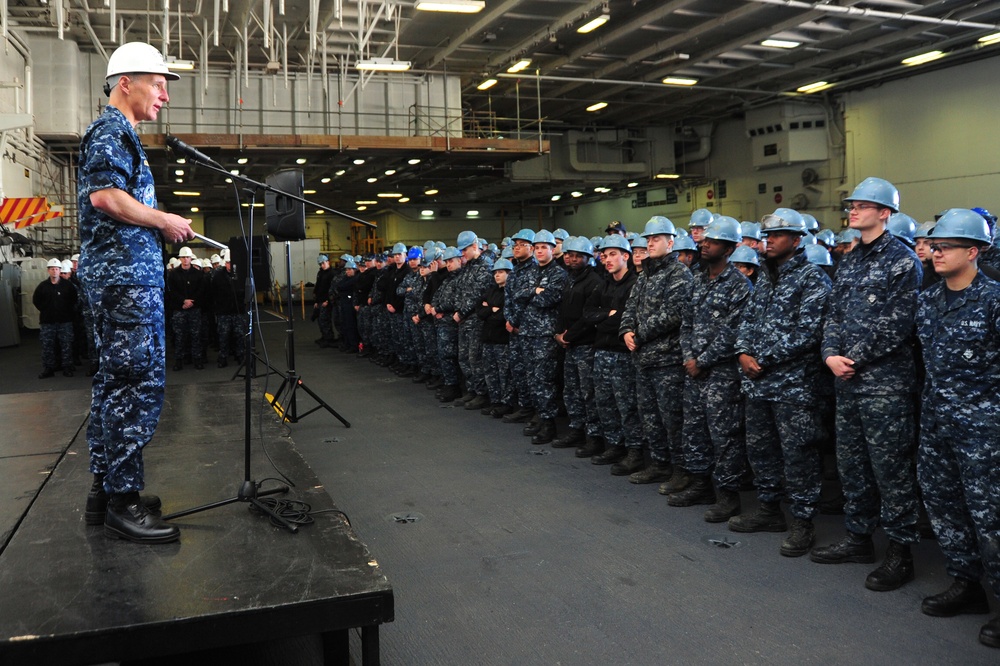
top-left (2, 315), bottom-right (996, 664)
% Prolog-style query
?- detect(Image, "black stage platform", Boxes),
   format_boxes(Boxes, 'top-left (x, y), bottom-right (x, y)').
top-left (0, 383), bottom-right (393, 666)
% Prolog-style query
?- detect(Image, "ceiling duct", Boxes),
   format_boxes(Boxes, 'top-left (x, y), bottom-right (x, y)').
top-left (509, 128), bottom-right (676, 183)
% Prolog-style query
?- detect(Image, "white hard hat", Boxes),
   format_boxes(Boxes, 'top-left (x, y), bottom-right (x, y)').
top-left (71, 253), bottom-right (80, 261)
top-left (61, 260), bottom-right (73, 273)
top-left (168, 257), bottom-right (180, 268)
top-left (211, 254), bottom-right (221, 264)
top-left (178, 246), bottom-right (195, 258)
top-left (106, 42), bottom-right (180, 82)
top-left (46, 258), bottom-right (62, 268)
top-left (220, 249), bottom-right (231, 262)
top-left (191, 258), bottom-right (203, 269)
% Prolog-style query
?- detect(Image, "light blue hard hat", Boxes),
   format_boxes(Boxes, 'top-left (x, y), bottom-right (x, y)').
top-left (501, 247), bottom-right (514, 259)
top-left (730, 245), bottom-right (760, 266)
top-left (553, 228), bottom-right (570, 241)
top-left (423, 240), bottom-right (437, 253)
top-left (501, 236), bottom-right (512, 246)
top-left (533, 229), bottom-right (557, 246)
top-left (391, 242), bottom-right (407, 255)
top-left (836, 228), bottom-right (862, 244)
top-left (563, 236), bottom-right (594, 256)
top-left (589, 235), bottom-right (603, 250)
top-left (887, 212), bottom-right (917, 247)
top-left (704, 216), bottom-right (742, 243)
top-left (815, 229), bottom-right (837, 247)
top-left (913, 220), bottom-right (935, 239)
top-left (625, 232), bottom-right (639, 243)
top-left (630, 235), bottom-right (648, 249)
top-left (317, 254), bottom-right (329, 264)
top-left (641, 215), bottom-right (677, 237)
top-left (487, 243), bottom-right (498, 253)
top-left (760, 208), bottom-right (807, 235)
top-left (805, 244), bottom-right (833, 266)
top-left (511, 228), bottom-right (536, 243)
top-left (442, 246), bottom-right (463, 261)
top-left (601, 235), bottom-right (631, 253)
top-left (844, 177), bottom-right (900, 213)
top-left (689, 208), bottom-right (713, 228)
top-left (457, 230), bottom-right (478, 250)
top-left (344, 259), bottom-right (358, 270)
top-left (673, 235), bottom-right (697, 252)
top-left (930, 208), bottom-right (992, 243)
top-left (800, 213), bottom-right (820, 233)
top-left (801, 231), bottom-right (818, 245)
top-left (434, 241), bottom-right (447, 250)
top-left (741, 221), bottom-right (762, 241)
top-left (493, 258), bottom-right (514, 271)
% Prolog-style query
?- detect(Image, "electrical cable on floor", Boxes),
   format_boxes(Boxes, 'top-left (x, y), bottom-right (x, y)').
top-left (248, 494), bottom-right (352, 529)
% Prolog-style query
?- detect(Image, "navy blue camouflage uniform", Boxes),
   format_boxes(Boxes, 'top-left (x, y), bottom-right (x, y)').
top-left (77, 105), bottom-right (167, 496)
top-left (431, 270), bottom-right (462, 387)
top-left (735, 252), bottom-right (832, 520)
top-left (620, 255), bottom-right (693, 463)
top-left (584, 270), bottom-right (642, 448)
top-left (680, 262), bottom-right (752, 491)
top-left (421, 268), bottom-right (447, 378)
top-left (503, 256), bottom-right (537, 409)
top-left (512, 260), bottom-right (568, 420)
top-left (916, 272), bottom-right (1000, 597)
top-left (399, 268), bottom-right (425, 367)
top-left (822, 231), bottom-right (923, 544)
top-left (456, 254), bottom-right (494, 395)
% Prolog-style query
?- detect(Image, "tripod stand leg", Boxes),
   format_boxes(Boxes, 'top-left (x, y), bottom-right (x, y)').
top-left (162, 483), bottom-right (290, 521)
top-left (294, 378), bottom-right (351, 427)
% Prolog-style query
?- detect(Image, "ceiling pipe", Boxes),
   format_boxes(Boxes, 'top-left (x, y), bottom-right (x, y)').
top-left (747, 0), bottom-right (998, 30)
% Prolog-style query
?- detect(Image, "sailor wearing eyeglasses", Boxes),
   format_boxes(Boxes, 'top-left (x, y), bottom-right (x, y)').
top-left (914, 208), bottom-right (1000, 650)
top-left (811, 177), bottom-right (924, 593)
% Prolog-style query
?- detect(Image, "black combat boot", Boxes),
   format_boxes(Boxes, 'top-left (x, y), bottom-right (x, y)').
top-left (412, 372), bottom-right (430, 383)
top-left (502, 407), bottom-right (534, 423)
top-left (437, 384), bottom-right (461, 402)
top-left (780, 518), bottom-right (815, 557)
top-left (610, 448), bottom-right (645, 476)
top-left (490, 404), bottom-right (514, 418)
top-left (522, 414), bottom-right (541, 436)
top-left (591, 445), bottom-right (626, 466)
top-left (531, 419), bottom-right (556, 445)
top-left (550, 428), bottom-right (585, 449)
top-left (728, 501), bottom-right (788, 533)
top-left (703, 489), bottom-right (741, 523)
top-left (865, 541), bottom-right (915, 591)
top-left (465, 395), bottom-right (489, 410)
top-left (667, 474), bottom-right (716, 506)
top-left (628, 462), bottom-right (672, 485)
top-left (921, 578), bottom-right (991, 617)
top-left (86, 475), bottom-right (162, 526)
top-left (657, 467), bottom-right (691, 496)
top-left (809, 531), bottom-right (875, 564)
top-left (104, 492), bottom-right (179, 544)
top-left (980, 615), bottom-right (1000, 648)
top-left (575, 435), bottom-right (605, 459)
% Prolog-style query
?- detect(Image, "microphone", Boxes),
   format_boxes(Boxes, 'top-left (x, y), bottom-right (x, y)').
top-left (165, 135), bottom-right (223, 169)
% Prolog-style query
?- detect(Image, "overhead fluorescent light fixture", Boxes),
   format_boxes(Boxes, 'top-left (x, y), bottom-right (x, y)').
top-left (655, 173), bottom-right (680, 179)
top-left (384, 169), bottom-right (397, 176)
top-left (335, 169), bottom-right (347, 176)
top-left (571, 191), bottom-right (583, 198)
top-left (321, 177), bottom-right (332, 183)
top-left (378, 192), bottom-right (403, 198)
top-left (407, 158), bottom-right (421, 165)
top-left (467, 210), bottom-right (479, 217)
top-left (978, 32), bottom-right (1000, 46)
top-left (415, 0), bottom-right (485, 13)
top-left (796, 80), bottom-right (833, 94)
top-left (352, 159), bottom-right (365, 165)
top-left (366, 177), bottom-right (378, 183)
top-left (507, 59), bottom-right (532, 73)
top-left (174, 169), bottom-right (185, 176)
top-left (190, 207), bottom-right (199, 212)
top-left (399, 197), bottom-right (410, 203)
top-left (357, 206), bottom-right (368, 211)
top-left (424, 188), bottom-right (439, 196)
top-left (761, 39), bottom-right (800, 49)
top-left (627, 182), bottom-right (638, 188)
top-left (296, 158), bottom-right (307, 165)
top-left (477, 78), bottom-right (498, 91)
top-left (662, 77), bottom-right (698, 86)
top-left (166, 57), bottom-right (195, 71)
top-left (586, 101), bottom-right (608, 112)
top-left (237, 157), bottom-right (248, 165)
top-left (173, 190), bottom-right (200, 196)
top-left (577, 11), bottom-right (610, 34)
top-left (303, 189), bottom-right (316, 194)
top-left (902, 50), bottom-right (944, 67)
top-left (421, 210), bottom-right (434, 216)
top-left (176, 158), bottom-right (186, 164)
top-left (356, 200), bottom-right (378, 205)
top-left (551, 195), bottom-right (561, 201)
top-left (356, 58), bottom-right (411, 72)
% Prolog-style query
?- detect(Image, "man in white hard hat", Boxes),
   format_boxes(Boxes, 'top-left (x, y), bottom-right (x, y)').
top-left (33, 258), bottom-right (78, 378)
top-left (77, 41), bottom-right (194, 544)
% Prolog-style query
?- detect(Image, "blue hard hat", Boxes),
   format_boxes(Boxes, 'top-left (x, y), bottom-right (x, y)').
top-left (553, 228), bottom-right (570, 241)
top-left (630, 235), bottom-right (648, 249)
top-left (434, 241), bottom-right (447, 250)
top-left (601, 235), bottom-right (631, 253)
top-left (391, 242), bottom-right (407, 255)
top-left (971, 207), bottom-right (997, 225)
top-left (801, 231), bottom-right (818, 245)
top-left (442, 246), bottom-right (463, 261)
top-left (730, 245), bottom-right (760, 266)
top-left (740, 221), bottom-right (762, 241)
top-left (501, 247), bottom-right (514, 259)
top-left (805, 244), bottom-right (833, 266)
top-left (673, 235), bottom-right (697, 252)
top-left (533, 229), bottom-right (557, 246)
top-left (423, 240), bottom-right (437, 252)
top-left (625, 232), bottom-right (639, 243)
top-left (511, 228), bottom-right (536, 243)
top-left (641, 215), bottom-right (677, 237)
top-left (501, 236), bottom-right (512, 246)
top-left (317, 254), bottom-right (329, 264)
top-left (844, 177), bottom-right (900, 213)
top-left (339, 253), bottom-right (353, 262)
top-left (407, 246), bottom-right (424, 261)
top-left (761, 208), bottom-right (807, 235)
top-left (704, 216), bottom-right (742, 243)
top-left (931, 208), bottom-right (992, 243)
top-left (914, 220), bottom-right (935, 239)
top-left (563, 236), bottom-right (594, 256)
top-left (887, 213), bottom-right (917, 247)
top-left (589, 235), bottom-right (603, 249)
top-left (815, 229), bottom-right (837, 247)
top-left (456, 230), bottom-right (478, 250)
top-left (344, 259), bottom-right (358, 270)
top-left (689, 208), bottom-right (713, 227)
top-left (487, 243), bottom-right (498, 253)
top-left (836, 228), bottom-right (862, 244)
top-left (493, 258), bottom-right (514, 271)
top-left (800, 213), bottom-right (820, 233)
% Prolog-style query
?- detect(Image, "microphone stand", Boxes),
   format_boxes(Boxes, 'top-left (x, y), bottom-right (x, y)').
top-left (162, 146), bottom-right (368, 530)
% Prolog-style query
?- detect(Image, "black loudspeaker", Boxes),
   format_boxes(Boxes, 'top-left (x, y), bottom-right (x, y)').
top-left (228, 235), bottom-right (272, 292)
top-left (265, 169), bottom-right (306, 241)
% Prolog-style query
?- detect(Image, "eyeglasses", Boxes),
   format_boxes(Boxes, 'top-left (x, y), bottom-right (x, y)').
top-left (843, 204), bottom-right (881, 214)
top-left (929, 242), bottom-right (974, 254)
